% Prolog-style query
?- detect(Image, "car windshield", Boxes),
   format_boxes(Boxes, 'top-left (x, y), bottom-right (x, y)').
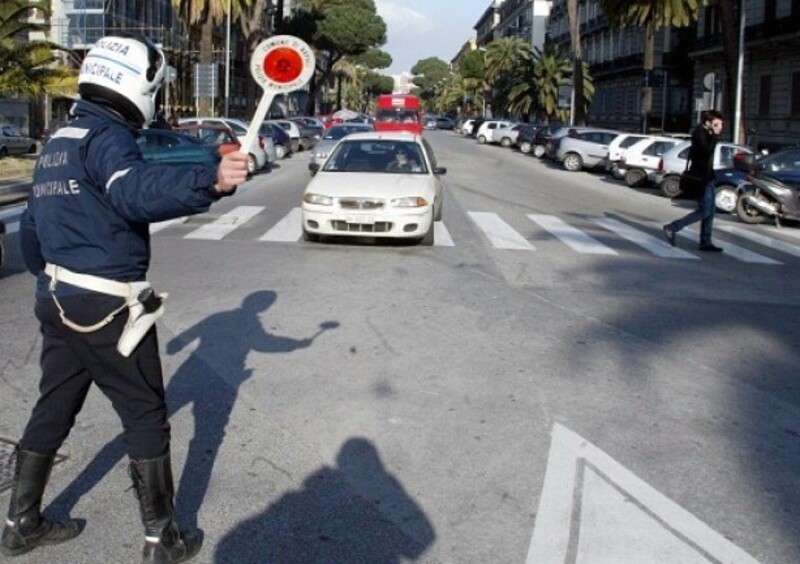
top-left (324, 126), bottom-right (368, 140)
top-left (322, 140), bottom-right (428, 174)
top-left (761, 148), bottom-right (800, 172)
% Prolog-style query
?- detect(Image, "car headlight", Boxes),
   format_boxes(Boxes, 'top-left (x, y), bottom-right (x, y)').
top-left (303, 193), bottom-right (333, 205)
top-left (391, 197), bottom-right (429, 208)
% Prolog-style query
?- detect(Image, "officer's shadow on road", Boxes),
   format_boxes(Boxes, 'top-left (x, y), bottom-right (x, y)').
top-left (214, 437), bottom-right (436, 564)
top-left (49, 290), bottom-right (338, 533)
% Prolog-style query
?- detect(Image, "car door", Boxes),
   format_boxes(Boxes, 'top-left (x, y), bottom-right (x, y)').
top-left (2, 126), bottom-right (24, 154)
top-left (639, 140), bottom-right (679, 170)
top-left (581, 131), bottom-right (608, 164)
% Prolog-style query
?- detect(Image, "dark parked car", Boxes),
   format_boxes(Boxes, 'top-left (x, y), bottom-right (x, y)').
top-left (260, 122), bottom-right (292, 159)
top-left (435, 116), bottom-right (455, 130)
top-left (289, 117), bottom-right (323, 150)
top-left (531, 124), bottom-right (562, 158)
top-left (136, 129), bottom-right (220, 166)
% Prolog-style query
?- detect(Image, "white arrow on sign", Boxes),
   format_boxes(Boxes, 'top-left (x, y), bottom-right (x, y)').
top-left (526, 423), bottom-right (761, 564)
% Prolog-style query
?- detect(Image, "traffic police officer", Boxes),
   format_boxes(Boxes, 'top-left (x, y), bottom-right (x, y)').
top-left (2, 33), bottom-right (248, 563)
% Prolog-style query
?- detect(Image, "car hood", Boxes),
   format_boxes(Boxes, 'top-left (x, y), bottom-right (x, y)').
top-left (306, 171), bottom-right (436, 198)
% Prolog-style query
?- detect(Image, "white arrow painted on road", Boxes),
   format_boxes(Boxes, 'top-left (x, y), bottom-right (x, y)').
top-left (527, 423), bottom-right (760, 564)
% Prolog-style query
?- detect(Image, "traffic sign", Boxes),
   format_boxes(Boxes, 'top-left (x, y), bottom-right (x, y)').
top-left (240, 35), bottom-right (316, 155)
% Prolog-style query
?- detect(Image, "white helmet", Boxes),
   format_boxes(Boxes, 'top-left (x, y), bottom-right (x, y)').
top-left (79, 33), bottom-right (166, 127)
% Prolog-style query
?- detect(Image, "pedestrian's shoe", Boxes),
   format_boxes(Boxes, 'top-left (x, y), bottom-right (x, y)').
top-left (662, 225), bottom-right (676, 247)
top-left (129, 453), bottom-right (202, 564)
top-left (698, 243), bottom-right (724, 252)
top-left (1, 447), bottom-right (83, 557)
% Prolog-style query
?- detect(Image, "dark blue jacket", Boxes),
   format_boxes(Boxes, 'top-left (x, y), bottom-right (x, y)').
top-left (21, 100), bottom-right (227, 297)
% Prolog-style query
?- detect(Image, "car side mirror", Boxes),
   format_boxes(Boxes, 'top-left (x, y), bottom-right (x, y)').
top-left (434, 166), bottom-right (447, 175)
top-left (308, 162), bottom-right (320, 175)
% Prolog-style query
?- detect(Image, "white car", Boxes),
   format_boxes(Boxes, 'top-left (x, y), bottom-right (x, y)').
top-left (0, 124), bottom-right (36, 157)
top-left (178, 117), bottom-right (273, 173)
top-left (460, 119), bottom-right (476, 136)
top-left (302, 132), bottom-right (445, 245)
top-left (491, 124), bottom-right (524, 147)
top-left (604, 133), bottom-right (650, 172)
top-left (616, 136), bottom-right (684, 186)
top-left (475, 120), bottom-right (513, 144)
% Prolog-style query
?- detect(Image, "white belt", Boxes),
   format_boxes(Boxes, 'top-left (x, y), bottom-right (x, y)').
top-left (45, 263), bottom-right (131, 298)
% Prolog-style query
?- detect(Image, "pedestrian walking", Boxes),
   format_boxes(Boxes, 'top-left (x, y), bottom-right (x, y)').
top-left (2, 33), bottom-right (248, 563)
top-left (662, 109), bottom-right (725, 252)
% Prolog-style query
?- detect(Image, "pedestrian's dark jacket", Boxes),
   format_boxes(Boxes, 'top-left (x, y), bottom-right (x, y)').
top-left (688, 123), bottom-right (719, 182)
top-left (20, 100), bottom-right (228, 298)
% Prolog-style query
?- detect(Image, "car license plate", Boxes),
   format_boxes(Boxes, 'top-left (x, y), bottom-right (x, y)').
top-left (346, 215), bottom-right (374, 224)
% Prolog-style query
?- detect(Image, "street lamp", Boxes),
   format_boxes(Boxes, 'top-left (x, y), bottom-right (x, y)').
top-left (224, 0), bottom-right (231, 117)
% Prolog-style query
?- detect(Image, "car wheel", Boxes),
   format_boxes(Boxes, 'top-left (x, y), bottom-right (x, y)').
top-left (533, 144), bottom-right (546, 158)
top-left (659, 175), bottom-right (682, 198)
top-left (500, 137), bottom-right (512, 148)
top-left (477, 135), bottom-right (487, 144)
top-left (714, 184), bottom-right (738, 213)
top-left (624, 168), bottom-right (647, 187)
top-left (275, 144), bottom-right (286, 159)
top-left (563, 153), bottom-right (583, 172)
top-left (290, 140), bottom-right (300, 153)
top-left (519, 141), bottom-right (532, 154)
top-left (302, 228), bottom-right (320, 242)
top-left (247, 154), bottom-right (257, 174)
top-left (27, 144), bottom-right (37, 154)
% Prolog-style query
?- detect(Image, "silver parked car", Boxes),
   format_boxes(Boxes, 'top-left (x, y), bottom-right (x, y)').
top-left (551, 128), bottom-right (621, 172)
top-left (178, 117), bottom-right (274, 173)
top-left (0, 124), bottom-right (36, 158)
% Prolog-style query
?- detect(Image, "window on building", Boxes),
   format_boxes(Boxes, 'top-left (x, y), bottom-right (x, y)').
top-left (794, 0), bottom-right (800, 18)
top-left (764, 0), bottom-right (777, 22)
top-left (758, 75), bottom-right (772, 116)
top-left (791, 72), bottom-right (800, 116)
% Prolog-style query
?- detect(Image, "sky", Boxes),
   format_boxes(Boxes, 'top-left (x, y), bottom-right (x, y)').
top-left (374, 0), bottom-right (491, 75)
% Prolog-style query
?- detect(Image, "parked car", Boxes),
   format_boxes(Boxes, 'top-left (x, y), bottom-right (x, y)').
top-left (653, 140), bottom-right (754, 211)
top-left (551, 127), bottom-right (621, 172)
top-left (616, 136), bottom-right (685, 186)
top-left (469, 118), bottom-right (486, 138)
top-left (492, 123), bottom-right (525, 148)
top-left (172, 123), bottom-right (241, 156)
top-left (515, 124), bottom-right (543, 154)
top-left (178, 117), bottom-right (272, 172)
top-left (459, 119), bottom-right (476, 136)
top-left (0, 124), bottom-right (36, 157)
top-left (309, 123), bottom-right (374, 167)
top-left (423, 115), bottom-right (439, 130)
top-left (302, 131), bottom-right (445, 245)
top-left (475, 120), bottom-right (514, 144)
top-left (136, 129), bottom-right (221, 166)
top-left (603, 133), bottom-right (650, 173)
top-left (435, 116), bottom-right (455, 130)
top-left (267, 119), bottom-right (303, 153)
top-left (260, 122), bottom-right (291, 159)
top-left (289, 117), bottom-right (324, 149)
top-left (531, 124), bottom-right (562, 158)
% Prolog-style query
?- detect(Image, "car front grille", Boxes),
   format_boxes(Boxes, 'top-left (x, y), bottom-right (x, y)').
top-left (331, 221), bottom-right (392, 233)
top-left (338, 198), bottom-right (384, 210)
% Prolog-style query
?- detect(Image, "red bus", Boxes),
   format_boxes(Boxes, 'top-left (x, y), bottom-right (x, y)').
top-left (374, 94), bottom-right (422, 135)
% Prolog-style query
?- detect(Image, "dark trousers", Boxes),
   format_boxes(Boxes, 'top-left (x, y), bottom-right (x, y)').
top-left (667, 180), bottom-right (716, 245)
top-left (20, 294), bottom-right (170, 460)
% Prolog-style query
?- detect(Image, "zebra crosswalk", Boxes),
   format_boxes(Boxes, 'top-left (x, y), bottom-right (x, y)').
top-left (3, 204), bottom-right (800, 265)
top-left (152, 205), bottom-right (800, 265)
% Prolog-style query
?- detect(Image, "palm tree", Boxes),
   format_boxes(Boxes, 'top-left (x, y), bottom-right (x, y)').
top-left (484, 37), bottom-right (531, 118)
top-left (598, 0), bottom-right (706, 132)
top-left (532, 46), bottom-right (573, 124)
top-left (0, 0), bottom-right (76, 98)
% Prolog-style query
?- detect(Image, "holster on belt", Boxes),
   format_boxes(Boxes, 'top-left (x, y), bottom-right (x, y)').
top-left (44, 263), bottom-right (168, 357)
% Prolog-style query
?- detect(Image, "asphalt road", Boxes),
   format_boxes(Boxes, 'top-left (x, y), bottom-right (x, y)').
top-left (1, 131), bottom-right (799, 563)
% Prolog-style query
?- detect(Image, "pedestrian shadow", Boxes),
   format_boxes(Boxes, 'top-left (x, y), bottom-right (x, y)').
top-left (214, 437), bottom-right (436, 564)
top-left (48, 290), bottom-right (339, 532)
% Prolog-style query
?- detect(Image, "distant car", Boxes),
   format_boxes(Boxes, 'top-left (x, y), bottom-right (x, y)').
top-left (514, 124), bottom-right (543, 154)
top-left (302, 131), bottom-right (446, 245)
top-left (459, 119), bottom-right (476, 135)
top-left (288, 117), bottom-right (323, 149)
top-left (653, 140), bottom-right (754, 211)
top-left (0, 124), bottom-right (36, 157)
top-left (309, 123), bottom-right (374, 167)
top-left (259, 122), bottom-right (291, 159)
top-left (136, 129), bottom-right (221, 166)
top-left (172, 123), bottom-right (241, 157)
top-left (423, 116), bottom-right (438, 130)
top-left (491, 123), bottom-right (524, 148)
top-left (604, 133), bottom-right (650, 173)
top-left (531, 124), bottom-right (562, 158)
top-left (475, 120), bottom-right (514, 144)
top-left (435, 116), bottom-right (455, 130)
top-left (267, 119), bottom-right (303, 153)
top-left (552, 128), bottom-right (621, 171)
top-left (178, 117), bottom-right (272, 172)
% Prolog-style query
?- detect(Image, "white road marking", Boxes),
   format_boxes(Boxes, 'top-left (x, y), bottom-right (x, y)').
top-left (259, 207), bottom-right (302, 241)
top-left (527, 214), bottom-right (617, 255)
top-left (592, 217), bottom-right (698, 259)
top-left (149, 217), bottom-right (188, 234)
top-left (527, 423), bottom-right (760, 564)
top-left (716, 225), bottom-right (800, 259)
top-left (433, 222), bottom-right (455, 246)
top-left (468, 211), bottom-right (534, 250)
top-left (184, 205), bottom-right (264, 240)
top-left (677, 228), bottom-right (781, 264)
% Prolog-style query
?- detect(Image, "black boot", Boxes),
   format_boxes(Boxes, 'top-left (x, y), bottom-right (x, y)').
top-left (1, 447), bottom-right (83, 557)
top-left (129, 453), bottom-right (202, 564)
